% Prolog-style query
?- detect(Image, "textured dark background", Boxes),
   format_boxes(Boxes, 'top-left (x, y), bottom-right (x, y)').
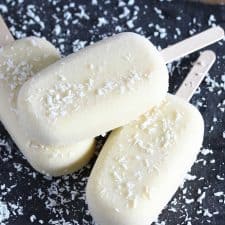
top-left (0, 0), bottom-right (225, 225)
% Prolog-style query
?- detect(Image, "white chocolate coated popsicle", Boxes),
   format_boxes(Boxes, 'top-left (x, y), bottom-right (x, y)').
top-left (0, 37), bottom-right (95, 176)
top-left (86, 95), bottom-right (204, 225)
top-left (86, 50), bottom-right (216, 225)
top-left (17, 32), bottom-right (168, 146)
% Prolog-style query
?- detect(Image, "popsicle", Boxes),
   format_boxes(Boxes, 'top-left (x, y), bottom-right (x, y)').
top-left (17, 27), bottom-right (224, 147)
top-left (17, 32), bottom-right (168, 146)
top-left (0, 17), bottom-right (95, 176)
top-left (86, 50), bottom-right (215, 225)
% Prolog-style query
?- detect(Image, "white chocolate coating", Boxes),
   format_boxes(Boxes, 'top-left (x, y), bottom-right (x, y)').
top-left (86, 94), bottom-right (204, 225)
top-left (17, 32), bottom-right (168, 146)
top-left (0, 37), bottom-right (95, 176)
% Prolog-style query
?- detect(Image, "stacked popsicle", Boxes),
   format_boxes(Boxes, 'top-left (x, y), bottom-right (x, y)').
top-left (0, 19), bottom-right (95, 176)
top-left (0, 16), bottom-right (223, 224)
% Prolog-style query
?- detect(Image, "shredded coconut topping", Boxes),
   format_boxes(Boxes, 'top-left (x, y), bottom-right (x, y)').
top-left (104, 99), bottom-right (183, 209)
top-left (41, 70), bottom-right (150, 121)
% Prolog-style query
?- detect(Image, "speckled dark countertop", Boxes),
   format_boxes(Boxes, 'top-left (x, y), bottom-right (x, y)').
top-left (0, 0), bottom-right (225, 225)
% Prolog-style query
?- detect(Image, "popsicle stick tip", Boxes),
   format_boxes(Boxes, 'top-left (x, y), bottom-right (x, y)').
top-left (200, 50), bottom-right (216, 63)
top-left (161, 26), bottom-right (224, 64)
top-left (213, 26), bottom-right (225, 38)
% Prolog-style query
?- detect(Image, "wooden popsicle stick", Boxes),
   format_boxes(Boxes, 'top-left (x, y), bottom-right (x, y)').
top-left (161, 26), bottom-right (224, 64)
top-left (176, 50), bottom-right (216, 101)
top-left (0, 16), bottom-right (14, 46)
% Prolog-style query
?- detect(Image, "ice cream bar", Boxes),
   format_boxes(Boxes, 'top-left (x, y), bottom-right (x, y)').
top-left (17, 32), bottom-right (169, 146)
top-left (0, 18), bottom-right (95, 176)
top-left (86, 51), bottom-right (215, 225)
top-left (17, 27), bottom-right (224, 147)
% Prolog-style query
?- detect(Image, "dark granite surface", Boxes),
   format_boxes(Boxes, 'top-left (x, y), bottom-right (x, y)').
top-left (0, 0), bottom-right (225, 224)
